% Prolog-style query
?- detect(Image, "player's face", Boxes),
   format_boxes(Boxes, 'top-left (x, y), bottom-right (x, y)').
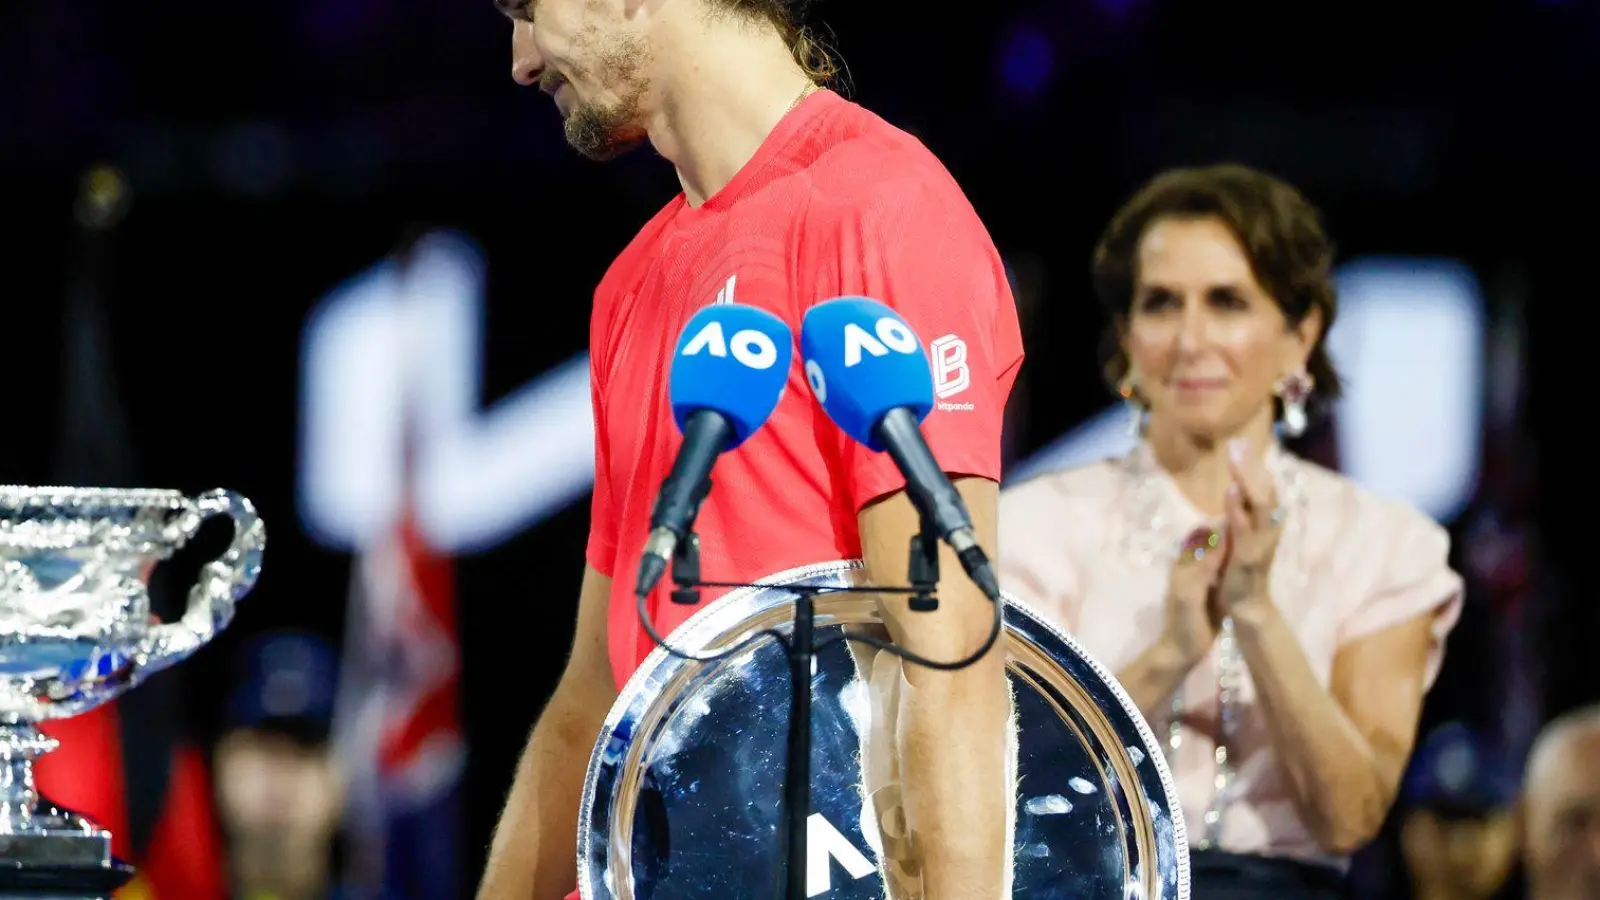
top-left (1123, 216), bottom-right (1317, 443)
top-left (507, 0), bottom-right (651, 161)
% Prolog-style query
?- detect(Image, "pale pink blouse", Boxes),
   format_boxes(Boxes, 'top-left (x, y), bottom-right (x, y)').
top-left (997, 443), bottom-right (1464, 866)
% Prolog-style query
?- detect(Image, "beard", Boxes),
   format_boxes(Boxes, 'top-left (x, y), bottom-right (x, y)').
top-left (558, 30), bottom-right (650, 162)
top-left (564, 98), bottom-right (646, 161)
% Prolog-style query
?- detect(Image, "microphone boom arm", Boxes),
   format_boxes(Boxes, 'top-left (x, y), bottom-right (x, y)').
top-left (636, 411), bottom-right (735, 598)
top-left (872, 407), bottom-right (1003, 602)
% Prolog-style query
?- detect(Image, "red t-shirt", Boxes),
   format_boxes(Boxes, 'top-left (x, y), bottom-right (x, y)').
top-left (588, 89), bottom-right (1024, 691)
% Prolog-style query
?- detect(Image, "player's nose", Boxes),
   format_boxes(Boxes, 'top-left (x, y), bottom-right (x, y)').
top-left (511, 21), bottom-right (543, 86)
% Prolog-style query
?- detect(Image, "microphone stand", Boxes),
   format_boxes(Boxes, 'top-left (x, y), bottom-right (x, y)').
top-left (667, 516), bottom-right (944, 900)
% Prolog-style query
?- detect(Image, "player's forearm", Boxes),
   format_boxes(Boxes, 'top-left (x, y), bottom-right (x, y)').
top-left (478, 688), bottom-right (612, 900)
top-left (859, 478), bottom-right (1011, 896)
top-left (897, 648), bottom-right (1011, 898)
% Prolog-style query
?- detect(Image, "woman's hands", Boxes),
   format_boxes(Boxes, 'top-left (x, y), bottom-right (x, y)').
top-left (1157, 438), bottom-right (1286, 663)
top-left (1160, 526), bottom-right (1226, 666)
top-left (1217, 437), bottom-right (1285, 620)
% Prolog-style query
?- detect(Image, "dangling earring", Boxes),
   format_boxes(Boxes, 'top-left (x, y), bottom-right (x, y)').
top-left (1275, 370), bottom-right (1314, 438)
top-left (1118, 373), bottom-right (1146, 437)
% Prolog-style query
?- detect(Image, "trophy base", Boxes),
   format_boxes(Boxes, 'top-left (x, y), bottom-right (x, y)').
top-left (0, 725), bottom-right (133, 898)
top-left (0, 812), bottom-right (131, 899)
top-left (0, 859), bottom-right (134, 900)
top-left (0, 813), bottom-right (111, 871)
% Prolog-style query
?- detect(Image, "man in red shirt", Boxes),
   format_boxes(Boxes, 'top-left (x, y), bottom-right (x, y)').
top-left (481, 2), bottom-right (1025, 898)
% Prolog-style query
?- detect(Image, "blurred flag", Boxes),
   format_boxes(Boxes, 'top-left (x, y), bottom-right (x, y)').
top-left (333, 499), bottom-right (465, 899)
top-left (40, 164), bottom-right (227, 899)
top-left (331, 233), bottom-right (466, 900)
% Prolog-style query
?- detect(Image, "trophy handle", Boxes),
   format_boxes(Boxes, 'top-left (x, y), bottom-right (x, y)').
top-left (139, 489), bottom-right (266, 673)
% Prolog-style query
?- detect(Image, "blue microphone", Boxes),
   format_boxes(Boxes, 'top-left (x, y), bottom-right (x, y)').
top-left (800, 296), bottom-right (1000, 601)
top-left (636, 302), bottom-right (794, 598)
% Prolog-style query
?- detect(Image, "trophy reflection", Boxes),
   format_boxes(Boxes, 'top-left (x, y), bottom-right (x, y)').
top-left (0, 486), bottom-right (264, 887)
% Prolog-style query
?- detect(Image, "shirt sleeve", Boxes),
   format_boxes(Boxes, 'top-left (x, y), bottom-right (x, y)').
top-left (817, 179), bottom-right (1026, 512)
top-left (584, 338), bottom-right (618, 577)
top-left (1337, 507), bottom-right (1465, 688)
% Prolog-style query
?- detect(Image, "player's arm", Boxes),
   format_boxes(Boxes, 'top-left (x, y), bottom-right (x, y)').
top-left (859, 478), bottom-right (1010, 899)
top-left (477, 564), bottom-right (616, 900)
top-left (827, 176), bottom-right (1020, 898)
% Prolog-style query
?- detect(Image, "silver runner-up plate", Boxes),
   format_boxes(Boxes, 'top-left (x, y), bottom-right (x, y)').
top-left (578, 560), bottom-right (1190, 899)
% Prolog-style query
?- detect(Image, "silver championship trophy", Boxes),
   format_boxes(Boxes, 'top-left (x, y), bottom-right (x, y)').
top-left (0, 486), bottom-right (264, 896)
top-left (579, 561), bottom-right (1191, 900)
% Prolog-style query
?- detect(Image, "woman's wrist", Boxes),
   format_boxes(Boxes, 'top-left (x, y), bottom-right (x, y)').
top-left (1226, 587), bottom-right (1282, 633)
top-left (1121, 637), bottom-right (1201, 722)
top-left (1149, 632), bottom-right (1206, 675)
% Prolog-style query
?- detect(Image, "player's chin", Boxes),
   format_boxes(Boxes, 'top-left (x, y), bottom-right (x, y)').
top-left (580, 136), bottom-right (646, 162)
top-left (565, 119), bottom-right (646, 162)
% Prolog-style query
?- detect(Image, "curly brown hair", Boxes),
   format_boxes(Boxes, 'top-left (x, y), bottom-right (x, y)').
top-left (709, 0), bottom-right (840, 85)
top-left (1091, 163), bottom-right (1342, 413)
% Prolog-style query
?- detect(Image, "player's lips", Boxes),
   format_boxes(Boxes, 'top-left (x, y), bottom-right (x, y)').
top-left (545, 78), bottom-right (572, 114)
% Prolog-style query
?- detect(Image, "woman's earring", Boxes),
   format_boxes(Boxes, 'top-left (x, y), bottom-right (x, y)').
top-left (1118, 374), bottom-right (1146, 437)
top-left (1275, 371), bottom-right (1314, 437)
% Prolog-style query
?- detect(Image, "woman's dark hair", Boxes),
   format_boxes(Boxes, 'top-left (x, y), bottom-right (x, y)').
top-left (712, 0), bottom-right (840, 85)
top-left (1090, 163), bottom-right (1342, 411)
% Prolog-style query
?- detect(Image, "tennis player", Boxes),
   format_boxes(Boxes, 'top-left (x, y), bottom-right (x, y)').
top-left (480, 1), bottom-right (1025, 897)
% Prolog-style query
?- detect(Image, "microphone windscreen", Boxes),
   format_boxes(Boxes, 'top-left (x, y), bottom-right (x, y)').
top-left (669, 303), bottom-right (795, 448)
top-left (799, 296), bottom-right (933, 452)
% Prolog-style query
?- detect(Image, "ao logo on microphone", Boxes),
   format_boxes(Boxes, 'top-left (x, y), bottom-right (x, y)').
top-left (842, 316), bottom-right (920, 366)
top-left (680, 319), bottom-right (781, 370)
top-left (806, 315), bottom-right (923, 405)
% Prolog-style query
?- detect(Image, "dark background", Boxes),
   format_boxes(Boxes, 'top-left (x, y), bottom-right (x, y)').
top-left (7, 0), bottom-right (1598, 892)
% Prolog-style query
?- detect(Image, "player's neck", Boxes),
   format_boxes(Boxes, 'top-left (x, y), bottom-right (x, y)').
top-left (646, 19), bottom-right (814, 207)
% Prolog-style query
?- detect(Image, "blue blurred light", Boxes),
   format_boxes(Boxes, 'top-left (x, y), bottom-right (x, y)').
top-left (999, 25), bottom-right (1055, 100)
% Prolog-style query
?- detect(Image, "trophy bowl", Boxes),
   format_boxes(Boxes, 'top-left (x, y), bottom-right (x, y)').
top-left (579, 560), bottom-right (1189, 900)
top-left (0, 486), bottom-right (265, 878)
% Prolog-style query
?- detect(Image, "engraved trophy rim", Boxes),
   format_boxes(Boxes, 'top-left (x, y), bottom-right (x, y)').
top-left (577, 558), bottom-right (1191, 900)
top-left (0, 485), bottom-right (191, 510)
top-left (0, 486), bottom-right (199, 552)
